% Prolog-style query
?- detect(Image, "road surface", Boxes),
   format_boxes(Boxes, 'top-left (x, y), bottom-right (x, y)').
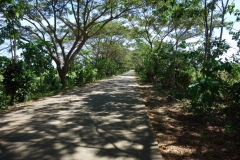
top-left (0, 70), bottom-right (162, 160)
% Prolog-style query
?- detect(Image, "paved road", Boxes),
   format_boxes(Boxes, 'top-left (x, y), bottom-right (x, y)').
top-left (0, 70), bottom-right (162, 160)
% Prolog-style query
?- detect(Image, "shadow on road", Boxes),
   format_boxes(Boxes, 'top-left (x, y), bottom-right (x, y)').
top-left (0, 71), bottom-right (162, 160)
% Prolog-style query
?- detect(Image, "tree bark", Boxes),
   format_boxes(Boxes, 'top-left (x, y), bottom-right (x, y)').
top-left (204, 0), bottom-right (217, 62)
top-left (57, 65), bottom-right (68, 89)
top-left (219, 0), bottom-right (229, 41)
top-left (204, 0), bottom-right (209, 62)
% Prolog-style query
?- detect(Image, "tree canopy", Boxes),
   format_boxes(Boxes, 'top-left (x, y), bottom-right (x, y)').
top-left (15, 0), bottom-right (141, 87)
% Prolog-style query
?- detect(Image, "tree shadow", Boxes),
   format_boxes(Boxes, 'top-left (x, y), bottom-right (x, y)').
top-left (0, 70), bottom-right (162, 160)
top-left (140, 85), bottom-right (240, 160)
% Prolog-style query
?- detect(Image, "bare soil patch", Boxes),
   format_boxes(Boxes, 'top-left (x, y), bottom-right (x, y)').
top-left (138, 83), bottom-right (240, 160)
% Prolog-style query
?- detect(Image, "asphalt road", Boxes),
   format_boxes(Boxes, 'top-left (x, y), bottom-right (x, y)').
top-left (0, 70), bottom-right (162, 160)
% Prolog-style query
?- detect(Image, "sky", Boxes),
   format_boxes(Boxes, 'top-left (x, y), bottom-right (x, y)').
top-left (215, 1), bottom-right (240, 58)
top-left (183, 1), bottom-right (240, 60)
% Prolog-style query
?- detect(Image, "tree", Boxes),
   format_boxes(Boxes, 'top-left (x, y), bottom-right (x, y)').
top-left (167, 0), bottom-right (203, 87)
top-left (131, 0), bottom-right (203, 85)
top-left (0, 56), bottom-right (11, 74)
top-left (0, 0), bottom-right (26, 62)
top-left (201, 0), bottom-right (233, 61)
top-left (129, 1), bottom-right (177, 82)
top-left (19, 40), bottom-right (53, 86)
top-left (69, 22), bottom-right (131, 82)
top-left (129, 1), bottom-right (174, 52)
top-left (3, 60), bottom-right (34, 104)
top-left (216, 0), bottom-right (232, 41)
top-left (229, 3), bottom-right (240, 49)
top-left (85, 22), bottom-right (130, 69)
top-left (20, 0), bottom-right (141, 88)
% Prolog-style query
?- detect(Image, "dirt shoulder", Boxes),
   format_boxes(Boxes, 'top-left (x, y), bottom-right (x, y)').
top-left (138, 83), bottom-right (240, 160)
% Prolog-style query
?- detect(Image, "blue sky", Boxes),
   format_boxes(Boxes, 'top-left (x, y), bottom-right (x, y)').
top-left (184, 1), bottom-right (240, 59)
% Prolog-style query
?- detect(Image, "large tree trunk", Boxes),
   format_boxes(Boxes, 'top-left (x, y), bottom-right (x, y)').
top-left (57, 65), bottom-right (68, 89)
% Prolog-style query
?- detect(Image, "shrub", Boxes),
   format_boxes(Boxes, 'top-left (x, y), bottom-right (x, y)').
top-left (3, 61), bottom-right (35, 104)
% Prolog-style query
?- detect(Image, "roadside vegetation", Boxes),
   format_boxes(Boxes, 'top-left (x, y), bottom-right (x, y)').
top-left (133, 0), bottom-right (240, 159)
top-left (0, 0), bottom-right (240, 159)
top-left (0, 20), bottom-right (132, 107)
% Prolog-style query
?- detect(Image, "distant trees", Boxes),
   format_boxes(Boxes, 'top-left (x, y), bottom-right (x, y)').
top-left (85, 21), bottom-right (131, 76)
top-left (67, 22), bottom-right (132, 85)
top-left (18, 0), bottom-right (140, 88)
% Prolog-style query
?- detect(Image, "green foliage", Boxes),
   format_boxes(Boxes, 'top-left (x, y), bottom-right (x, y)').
top-left (134, 41), bottom-right (158, 82)
top-left (43, 67), bottom-right (61, 91)
top-left (96, 58), bottom-right (120, 79)
top-left (76, 64), bottom-right (97, 85)
top-left (75, 69), bottom-right (86, 86)
top-left (229, 6), bottom-right (240, 48)
top-left (67, 51), bottom-right (97, 86)
top-left (0, 56), bottom-right (11, 74)
top-left (74, 57), bottom-right (122, 86)
top-left (0, 78), bottom-right (8, 109)
top-left (19, 40), bottom-right (53, 76)
top-left (187, 39), bottom-right (234, 114)
top-left (224, 82), bottom-right (240, 134)
top-left (17, 0), bottom-right (139, 88)
top-left (135, 40), bottom-right (192, 99)
top-left (175, 70), bottom-right (192, 98)
top-left (0, 0), bottom-right (28, 48)
top-left (228, 82), bottom-right (240, 105)
top-left (3, 61), bottom-right (35, 104)
top-left (188, 77), bottom-right (224, 114)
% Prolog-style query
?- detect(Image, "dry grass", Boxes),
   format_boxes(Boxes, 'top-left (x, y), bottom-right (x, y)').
top-left (138, 83), bottom-right (240, 160)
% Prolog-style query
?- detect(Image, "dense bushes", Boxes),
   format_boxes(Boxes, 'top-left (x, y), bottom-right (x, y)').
top-left (0, 56), bottom-right (128, 108)
top-left (43, 67), bottom-right (61, 91)
top-left (73, 57), bottom-right (126, 86)
top-left (135, 39), bottom-right (240, 136)
top-left (0, 47), bottom-right (129, 108)
top-left (3, 61), bottom-right (35, 104)
top-left (224, 82), bottom-right (240, 135)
